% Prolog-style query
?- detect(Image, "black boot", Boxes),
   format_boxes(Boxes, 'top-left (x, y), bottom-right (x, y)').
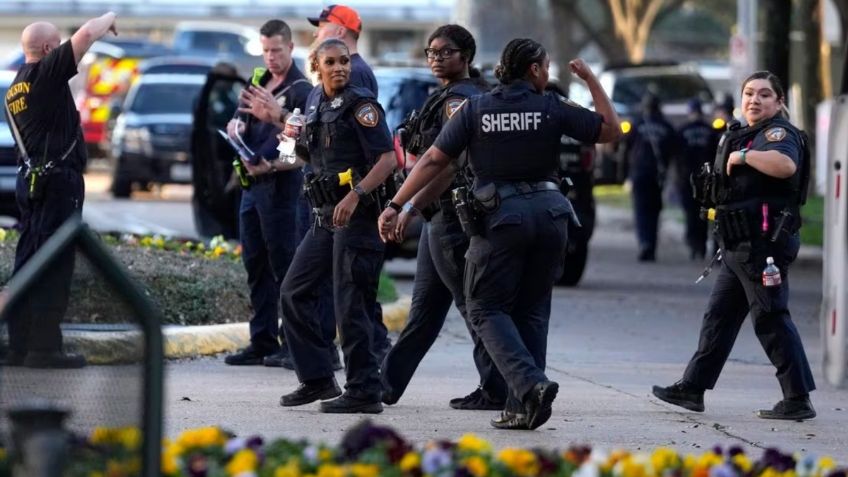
top-left (263, 347), bottom-right (292, 368)
top-left (652, 380), bottom-right (705, 412)
top-left (490, 411), bottom-right (530, 430)
top-left (225, 345), bottom-right (269, 366)
top-left (280, 378), bottom-right (341, 407)
top-left (524, 380), bottom-right (559, 430)
top-left (449, 387), bottom-right (506, 410)
top-left (319, 392), bottom-right (383, 414)
top-left (757, 396), bottom-right (816, 421)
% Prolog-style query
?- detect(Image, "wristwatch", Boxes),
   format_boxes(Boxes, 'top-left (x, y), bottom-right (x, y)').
top-left (739, 147), bottom-right (749, 164)
top-left (402, 202), bottom-right (420, 216)
top-left (385, 200), bottom-right (402, 213)
top-left (353, 184), bottom-right (368, 199)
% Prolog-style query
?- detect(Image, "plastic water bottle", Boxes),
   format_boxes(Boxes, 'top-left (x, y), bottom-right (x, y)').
top-left (277, 108), bottom-right (304, 163)
top-left (762, 256), bottom-right (782, 287)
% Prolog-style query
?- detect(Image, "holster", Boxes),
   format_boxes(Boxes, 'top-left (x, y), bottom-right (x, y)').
top-left (451, 186), bottom-right (484, 237)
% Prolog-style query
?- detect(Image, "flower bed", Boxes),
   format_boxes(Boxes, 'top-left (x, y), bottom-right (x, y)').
top-left (0, 421), bottom-right (843, 477)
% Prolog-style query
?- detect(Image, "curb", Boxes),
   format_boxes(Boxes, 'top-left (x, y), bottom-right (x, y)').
top-left (63, 296), bottom-right (412, 365)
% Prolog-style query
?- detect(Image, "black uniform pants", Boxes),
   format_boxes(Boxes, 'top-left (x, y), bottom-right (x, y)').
top-left (281, 213), bottom-right (384, 398)
top-left (381, 210), bottom-right (507, 402)
top-left (8, 169), bottom-right (83, 354)
top-left (239, 171), bottom-right (301, 355)
top-left (683, 233), bottom-right (816, 398)
top-left (631, 177), bottom-right (663, 253)
top-left (465, 190), bottom-right (570, 413)
top-left (679, 183), bottom-right (708, 256)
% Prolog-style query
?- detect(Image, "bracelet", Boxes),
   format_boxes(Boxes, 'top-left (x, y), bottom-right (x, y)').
top-left (739, 148), bottom-right (748, 165)
top-left (402, 202), bottom-right (420, 216)
top-left (385, 200), bottom-right (402, 213)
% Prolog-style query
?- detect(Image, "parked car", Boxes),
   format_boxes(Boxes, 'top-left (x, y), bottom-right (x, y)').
top-left (592, 62), bottom-right (714, 184)
top-left (110, 73), bottom-right (206, 197)
top-left (0, 71), bottom-right (19, 218)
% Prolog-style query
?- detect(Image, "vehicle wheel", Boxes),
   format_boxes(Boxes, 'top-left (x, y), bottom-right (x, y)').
top-left (558, 240), bottom-right (588, 287)
top-left (111, 177), bottom-right (132, 198)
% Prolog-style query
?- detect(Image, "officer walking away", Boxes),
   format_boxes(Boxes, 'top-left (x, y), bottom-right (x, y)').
top-left (379, 24), bottom-right (507, 410)
top-left (222, 19), bottom-right (312, 367)
top-left (653, 71), bottom-right (816, 420)
top-left (2, 13), bottom-right (117, 368)
top-left (677, 98), bottom-right (720, 260)
top-left (624, 92), bottom-right (680, 262)
top-left (379, 39), bottom-right (620, 429)
top-left (279, 39), bottom-right (397, 413)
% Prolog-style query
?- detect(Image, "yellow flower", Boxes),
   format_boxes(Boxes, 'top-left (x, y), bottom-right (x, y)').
top-left (695, 452), bottom-right (722, 470)
top-left (651, 448), bottom-right (680, 475)
top-left (350, 463), bottom-right (379, 477)
top-left (614, 455), bottom-right (647, 477)
top-left (161, 441), bottom-right (182, 475)
top-left (400, 451), bottom-right (421, 472)
top-left (318, 448), bottom-right (334, 463)
top-left (464, 456), bottom-right (489, 477)
top-left (317, 464), bottom-right (345, 477)
top-left (119, 427), bottom-right (141, 450)
top-left (818, 457), bottom-right (836, 472)
top-left (153, 236), bottom-right (165, 249)
top-left (140, 236), bottom-right (153, 247)
top-left (213, 245), bottom-right (226, 258)
top-left (0, 228), bottom-right (6, 241)
top-left (458, 434), bottom-right (492, 454)
top-left (226, 449), bottom-right (258, 476)
top-left (761, 468), bottom-right (781, 477)
top-left (498, 448), bottom-right (539, 477)
top-left (274, 459), bottom-right (302, 477)
top-left (731, 454), bottom-right (752, 473)
top-left (176, 426), bottom-right (227, 449)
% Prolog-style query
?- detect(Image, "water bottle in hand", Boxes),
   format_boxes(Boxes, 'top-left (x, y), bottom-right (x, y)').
top-left (762, 256), bottom-right (782, 287)
top-left (278, 108), bottom-right (304, 164)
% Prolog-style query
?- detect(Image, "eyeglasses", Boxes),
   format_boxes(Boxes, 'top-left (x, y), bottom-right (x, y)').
top-left (424, 47), bottom-right (461, 60)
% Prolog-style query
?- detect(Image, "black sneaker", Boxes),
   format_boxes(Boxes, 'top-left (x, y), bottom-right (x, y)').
top-left (525, 380), bottom-right (559, 430)
top-left (449, 388), bottom-right (506, 410)
top-left (490, 411), bottom-right (530, 430)
top-left (23, 351), bottom-right (86, 369)
top-left (757, 397), bottom-right (816, 421)
top-left (263, 349), bottom-right (292, 368)
top-left (225, 346), bottom-right (268, 366)
top-left (652, 380), bottom-right (705, 412)
top-left (319, 392), bottom-right (383, 414)
top-left (280, 379), bottom-right (342, 407)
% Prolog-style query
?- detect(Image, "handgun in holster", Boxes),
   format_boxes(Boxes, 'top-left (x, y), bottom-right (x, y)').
top-left (451, 186), bottom-right (483, 237)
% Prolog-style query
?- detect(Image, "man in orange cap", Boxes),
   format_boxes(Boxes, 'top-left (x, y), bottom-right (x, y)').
top-left (308, 4), bottom-right (378, 96)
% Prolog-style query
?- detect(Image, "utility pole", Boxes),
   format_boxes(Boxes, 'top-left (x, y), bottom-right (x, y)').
top-left (731, 0), bottom-right (758, 108)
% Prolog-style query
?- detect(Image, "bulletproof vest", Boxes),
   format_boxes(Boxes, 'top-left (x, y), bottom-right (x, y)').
top-left (305, 85), bottom-right (376, 175)
top-left (407, 79), bottom-right (484, 156)
top-left (467, 84), bottom-right (561, 183)
top-left (718, 116), bottom-right (805, 206)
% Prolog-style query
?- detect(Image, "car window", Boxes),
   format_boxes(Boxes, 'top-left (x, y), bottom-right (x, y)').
top-left (613, 74), bottom-right (713, 105)
top-left (129, 83), bottom-right (203, 114)
top-left (0, 85), bottom-right (8, 123)
top-left (144, 64), bottom-right (213, 75)
top-left (182, 31), bottom-right (247, 55)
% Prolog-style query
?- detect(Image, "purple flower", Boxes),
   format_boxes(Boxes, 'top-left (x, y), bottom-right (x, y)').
top-left (710, 463), bottom-right (738, 477)
top-left (422, 448), bottom-right (452, 475)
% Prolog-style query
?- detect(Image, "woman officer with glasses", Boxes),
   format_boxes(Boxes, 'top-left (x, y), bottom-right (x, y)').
top-left (380, 24), bottom-right (507, 411)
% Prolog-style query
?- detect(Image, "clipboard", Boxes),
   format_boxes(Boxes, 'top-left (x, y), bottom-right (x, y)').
top-left (217, 129), bottom-right (258, 165)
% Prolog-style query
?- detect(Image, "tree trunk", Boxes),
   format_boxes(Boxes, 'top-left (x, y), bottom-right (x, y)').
top-left (760, 0), bottom-right (792, 87)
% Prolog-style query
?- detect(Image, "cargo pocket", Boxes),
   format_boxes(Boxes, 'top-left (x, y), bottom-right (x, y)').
top-left (343, 235), bottom-right (384, 288)
top-left (438, 231), bottom-right (470, 278)
top-left (463, 239), bottom-right (492, 299)
top-left (548, 203), bottom-right (572, 268)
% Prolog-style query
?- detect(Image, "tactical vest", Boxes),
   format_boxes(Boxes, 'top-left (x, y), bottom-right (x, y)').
top-left (716, 116), bottom-right (808, 207)
top-left (468, 84), bottom-right (561, 183)
top-left (407, 79), bottom-right (484, 156)
top-left (304, 85), bottom-right (378, 175)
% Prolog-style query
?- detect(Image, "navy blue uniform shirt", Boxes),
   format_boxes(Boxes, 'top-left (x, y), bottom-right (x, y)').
top-left (5, 41), bottom-right (86, 171)
top-left (434, 80), bottom-right (602, 183)
top-left (242, 64), bottom-right (312, 160)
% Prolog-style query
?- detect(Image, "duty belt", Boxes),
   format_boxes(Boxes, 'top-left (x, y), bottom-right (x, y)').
top-left (497, 180), bottom-right (559, 200)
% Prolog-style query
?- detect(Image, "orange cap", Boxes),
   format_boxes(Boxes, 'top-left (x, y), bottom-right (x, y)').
top-left (308, 4), bottom-right (362, 34)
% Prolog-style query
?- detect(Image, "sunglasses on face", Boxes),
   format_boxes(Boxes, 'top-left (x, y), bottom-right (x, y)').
top-left (424, 47), bottom-right (461, 60)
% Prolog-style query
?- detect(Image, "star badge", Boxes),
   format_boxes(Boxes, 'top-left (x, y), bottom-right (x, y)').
top-left (330, 97), bottom-right (343, 109)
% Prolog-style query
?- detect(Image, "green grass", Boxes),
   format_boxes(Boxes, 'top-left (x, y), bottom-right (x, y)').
top-left (799, 195), bottom-right (823, 247)
top-left (377, 270), bottom-right (398, 304)
top-left (594, 184), bottom-right (631, 208)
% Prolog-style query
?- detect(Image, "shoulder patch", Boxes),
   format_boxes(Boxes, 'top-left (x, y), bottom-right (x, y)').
top-left (354, 103), bottom-right (380, 128)
top-left (558, 94), bottom-right (581, 108)
top-left (765, 127), bottom-right (787, 142)
top-left (445, 98), bottom-right (466, 119)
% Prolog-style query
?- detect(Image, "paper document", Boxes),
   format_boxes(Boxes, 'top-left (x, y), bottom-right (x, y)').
top-left (217, 129), bottom-right (258, 165)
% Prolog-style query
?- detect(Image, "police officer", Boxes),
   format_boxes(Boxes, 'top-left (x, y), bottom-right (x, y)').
top-left (653, 71), bottom-right (816, 420)
top-left (279, 39), bottom-right (397, 413)
top-left (380, 24), bottom-right (507, 410)
top-left (624, 93), bottom-right (680, 261)
top-left (223, 20), bottom-right (313, 367)
top-left (3, 13), bottom-right (118, 368)
top-left (677, 98), bottom-right (720, 260)
top-left (379, 38), bottom-right (620, 429)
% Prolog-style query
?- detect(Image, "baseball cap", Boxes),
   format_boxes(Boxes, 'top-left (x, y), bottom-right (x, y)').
top-left (308, 5), bottom-right (362, 34)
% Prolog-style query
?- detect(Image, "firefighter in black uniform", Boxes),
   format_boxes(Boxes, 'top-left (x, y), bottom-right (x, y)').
top-left (380, 24), bottom-right (507, 410)
top-left (379, 38), bottom-right (620, 429)
top-left (279, 38), bottom-right (396, 414)
top-left (3, 13), bottom-right (117, 369)
top-left (653, 71), bottom-right (816, 420)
